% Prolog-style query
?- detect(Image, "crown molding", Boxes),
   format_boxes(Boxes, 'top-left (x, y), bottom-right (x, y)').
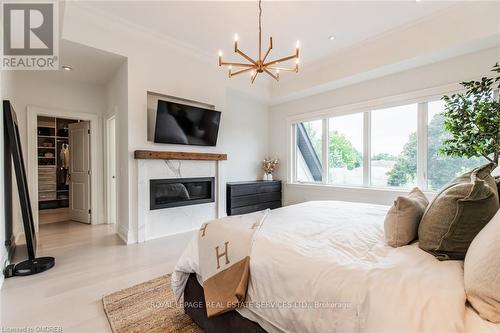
top-left (270, 1), bottom-right (500, 105)
top-left (63, 2), bottom-right (215, 66)
top-left (270, 37), bottom-right (500, 106)
top-left (298, 2), bottom-right (463, 74)
top-left (62, 1), bottom-right (272, 95)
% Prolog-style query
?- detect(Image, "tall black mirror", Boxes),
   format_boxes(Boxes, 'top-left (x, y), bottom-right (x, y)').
top-left (3, 100), bottom-right (55, 277)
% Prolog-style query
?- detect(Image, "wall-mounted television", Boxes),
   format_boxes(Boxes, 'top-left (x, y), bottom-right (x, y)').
top-left (152, 99), bottom-right (221, 146)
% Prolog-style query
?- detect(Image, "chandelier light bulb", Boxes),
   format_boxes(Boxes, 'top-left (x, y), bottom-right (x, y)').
top-left (295, 58), bottom-right (300, 64)
top-left (228, 65), bottom-right (232, 70)
top-left (296, 40), bottom-right (300, 49)
top-left (234, 33), bottom-right (239, 42)
top-left (218, 50), bottom-right (223, 57)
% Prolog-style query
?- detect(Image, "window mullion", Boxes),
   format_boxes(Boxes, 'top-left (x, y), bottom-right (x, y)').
top-left (363, 112), bottom-right (371, 186)
top-left (417, 103), bottom-right (428, 190)
top-left (291, 124), bottom-right (297, 183)
top-left (322, 118), bottom-right (328, 184)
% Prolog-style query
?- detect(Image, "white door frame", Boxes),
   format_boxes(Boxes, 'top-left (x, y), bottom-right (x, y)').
top-left (105, 111), bottom-right (117, 224)
top-left (27, 105), bottom-right (102, 231)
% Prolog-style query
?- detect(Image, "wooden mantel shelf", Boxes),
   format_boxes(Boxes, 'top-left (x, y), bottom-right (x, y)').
top-left (134, 150), bottom-right (227, 161)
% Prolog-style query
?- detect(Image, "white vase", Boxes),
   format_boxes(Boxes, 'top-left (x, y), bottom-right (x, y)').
top-left (267, 173), bottom-right (273, 181)
top-left (263, 173), bottom-right (268, 181)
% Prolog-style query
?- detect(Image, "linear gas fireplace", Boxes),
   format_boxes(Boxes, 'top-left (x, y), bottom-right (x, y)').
top-left (150, 177), bottom-right (215, 210)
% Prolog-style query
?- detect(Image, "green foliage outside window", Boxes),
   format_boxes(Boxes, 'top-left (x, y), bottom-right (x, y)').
top-left (329, 131), bottom-right (362, 170)
top-left (388, 62), bottom-right (499, 189)
top-left (386, 115), bottom-right (483, 189)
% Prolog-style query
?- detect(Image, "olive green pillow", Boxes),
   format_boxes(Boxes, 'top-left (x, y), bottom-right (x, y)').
top-left (384, 187), bottom-right (429, 247)
top-left (418, 163), bottom-right (499, 260)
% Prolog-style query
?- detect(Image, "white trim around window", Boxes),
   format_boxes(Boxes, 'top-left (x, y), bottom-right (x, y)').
top-left (286, 82), bottom-right (467, 191)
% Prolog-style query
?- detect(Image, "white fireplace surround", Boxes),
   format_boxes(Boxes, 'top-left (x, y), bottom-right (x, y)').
top-left (136, 153), bottom-right (225, 242)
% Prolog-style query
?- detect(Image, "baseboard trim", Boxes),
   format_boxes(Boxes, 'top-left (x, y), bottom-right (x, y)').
top-left (116, 224), bottom-right (130, 244)
top-left (145, 228), bottom-right (197, 242)
top-left (0, 246), bottom-right (12, 289)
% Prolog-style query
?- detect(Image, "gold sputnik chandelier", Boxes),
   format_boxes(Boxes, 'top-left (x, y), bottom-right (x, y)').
top-left (218, 0), bottom-right (300, 83)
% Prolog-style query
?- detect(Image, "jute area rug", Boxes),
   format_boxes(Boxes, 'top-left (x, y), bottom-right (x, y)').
top-left (102, 274), bottom-right (203, 333)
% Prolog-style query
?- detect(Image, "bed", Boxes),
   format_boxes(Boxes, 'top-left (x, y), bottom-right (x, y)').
top-left (172, 201), bottom-right (500, 333)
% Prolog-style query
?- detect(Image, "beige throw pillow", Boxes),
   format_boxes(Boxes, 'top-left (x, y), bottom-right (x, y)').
top-left (418, 163), bottom-right (499, 260)
top-left (384, 187), bottom-right (429, 247)
top-left (464, 208), bottom-right (500, 323)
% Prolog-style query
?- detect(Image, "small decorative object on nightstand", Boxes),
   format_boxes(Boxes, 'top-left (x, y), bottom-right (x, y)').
top-left (262, 157), bottom-right (279, 181)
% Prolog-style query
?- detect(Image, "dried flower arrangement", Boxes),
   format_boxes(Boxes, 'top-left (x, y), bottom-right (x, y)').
top-left (262, 158), bottom-right (279, 175)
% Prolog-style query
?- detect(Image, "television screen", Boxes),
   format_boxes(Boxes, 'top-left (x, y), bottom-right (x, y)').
top-left (154, 100), bottom-right (221, 146)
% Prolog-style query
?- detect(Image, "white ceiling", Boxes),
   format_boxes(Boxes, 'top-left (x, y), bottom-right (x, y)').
top-left (60, 39), bottom-right (126, 84)
top-left (35, 39), bottom-right (126, 85)
top-left (81, 1), bottom-right (454, 67)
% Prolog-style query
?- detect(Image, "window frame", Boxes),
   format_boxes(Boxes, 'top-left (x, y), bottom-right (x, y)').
top-left (287, 83), bottom-right (478, 192)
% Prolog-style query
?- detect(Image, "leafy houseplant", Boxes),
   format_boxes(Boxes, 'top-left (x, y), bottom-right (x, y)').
top-left (441, 63), bottom-right (500, 166)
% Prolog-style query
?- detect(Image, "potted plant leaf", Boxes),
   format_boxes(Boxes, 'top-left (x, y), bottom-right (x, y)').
top-left (441, 63), bottom-right (500, 171)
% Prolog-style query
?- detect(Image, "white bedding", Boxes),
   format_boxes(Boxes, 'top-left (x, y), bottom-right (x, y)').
top-left (172, 201), bottom-right (500, 333)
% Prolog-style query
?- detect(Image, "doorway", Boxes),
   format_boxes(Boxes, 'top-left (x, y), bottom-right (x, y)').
top-left (106, 115), bottom-right (117, 225)
top-left (27, 105), bottom-right (102, 233)
top-left (36, 116), bottom-right (92, 225)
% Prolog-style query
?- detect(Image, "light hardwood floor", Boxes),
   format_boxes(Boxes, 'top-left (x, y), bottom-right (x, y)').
top-left (1, 221), bottom-right (194, 332)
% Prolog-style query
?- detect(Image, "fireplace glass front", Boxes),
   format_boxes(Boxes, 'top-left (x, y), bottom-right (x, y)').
top-left (150, 177), bottom-right (215, 210)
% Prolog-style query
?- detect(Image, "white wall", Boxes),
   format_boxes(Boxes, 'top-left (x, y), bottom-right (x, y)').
top-left (220, 89), bottom-right (269, 182)
top-left (269, 46), bottom-right (500, 206)
top-left (105, 62), bottom-right (129, 241)
top-left (1, 71), bottom-right (107, 238)
top-left (63, 2), bottom-right (270, 243)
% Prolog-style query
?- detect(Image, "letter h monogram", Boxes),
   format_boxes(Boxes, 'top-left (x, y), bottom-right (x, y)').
top-left (200, 223), bottom-right (208, 237)
top-left (215, 241), bottom-right (230, 269)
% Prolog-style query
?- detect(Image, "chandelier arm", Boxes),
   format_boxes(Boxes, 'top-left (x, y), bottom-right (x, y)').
top-left (230, 67), bottom-right (255, 77)
top-left (264, 53), bottom-right (298, 67)
top-left (251, 72), bottom-right (258, 84)
top-left (235, 48), bottom-right (258, 66)
top-left (262, 37), bottom-right (273, 63)
top-left (263, 68), bottom-right (279, 81)
top-left (267, 66), bottom-right (297, 72)
top-left (220, 61), bottom-right (254, 68)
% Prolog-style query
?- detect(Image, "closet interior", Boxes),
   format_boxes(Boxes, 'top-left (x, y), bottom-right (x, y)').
top-left (37, 116), bottom-right (78, 224)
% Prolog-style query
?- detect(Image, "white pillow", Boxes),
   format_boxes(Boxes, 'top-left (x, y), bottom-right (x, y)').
top-left (464, 208), bottom-right (500, 323)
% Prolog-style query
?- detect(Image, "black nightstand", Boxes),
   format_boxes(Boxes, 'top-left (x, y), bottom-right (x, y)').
top-left (226, 180), bottom-right (282, 216)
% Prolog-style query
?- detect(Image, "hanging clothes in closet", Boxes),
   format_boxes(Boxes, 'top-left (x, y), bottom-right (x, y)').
top-left (59, 143), bottom-right (70, 185)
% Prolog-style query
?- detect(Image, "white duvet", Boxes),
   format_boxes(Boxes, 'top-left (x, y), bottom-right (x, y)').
top-left (172, 201), bottom-right (500, 333)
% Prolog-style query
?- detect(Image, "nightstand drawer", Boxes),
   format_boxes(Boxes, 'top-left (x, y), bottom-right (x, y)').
top-left (228, 201), bottom-right (281, 216)
top-left (226, 180), bottom-right (282, 216)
